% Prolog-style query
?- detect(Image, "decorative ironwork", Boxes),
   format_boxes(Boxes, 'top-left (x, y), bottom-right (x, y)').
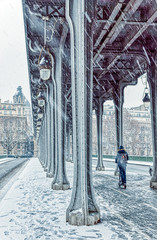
top-left (28, 3), bottom-right (65, 18)
top-left (96, 6), bottom-right (109, 21)
top-left (114, 60), bottom-right (132, 70)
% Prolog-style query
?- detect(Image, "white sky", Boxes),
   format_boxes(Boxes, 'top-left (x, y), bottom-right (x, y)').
top-left (124, 76), bottom-right (146, 108)
top-left (0, 0), bottom-right (146, 108)
top-left (0, 0), bottom-right (30, 103)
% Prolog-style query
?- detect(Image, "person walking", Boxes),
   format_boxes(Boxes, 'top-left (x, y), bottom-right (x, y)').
top-left (115, 146), bottom-right (129, 189)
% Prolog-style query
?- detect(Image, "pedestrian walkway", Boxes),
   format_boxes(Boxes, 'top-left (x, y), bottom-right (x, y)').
top-left (0, 158), bottom-right (156, 240)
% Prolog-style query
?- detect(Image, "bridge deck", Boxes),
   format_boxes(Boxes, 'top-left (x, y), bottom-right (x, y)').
top-left (0, 158), bottom-right (156, 239)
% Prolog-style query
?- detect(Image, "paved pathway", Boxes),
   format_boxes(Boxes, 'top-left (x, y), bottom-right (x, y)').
top-left (0, 158), bottom-right (156, 240)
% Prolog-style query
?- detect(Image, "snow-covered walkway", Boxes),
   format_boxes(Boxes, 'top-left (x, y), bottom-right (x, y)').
top-left (0, 158), bottom-right (156, 240)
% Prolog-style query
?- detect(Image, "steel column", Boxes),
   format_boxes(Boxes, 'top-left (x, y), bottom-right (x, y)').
top-left (148, 59), bottom-right (157, 188)
top-left (95, 101), bottom-right (105, 171)
top-left (113, 84), bottom-right (124, 175)
top-left (51, 24), bottom-right (70, 190)
top-left (66, 124), bottom-right (71, 162)
top-left (66, 0), bottom-right (100, 225)
top-left (46, 85), bottom-right (54, 178)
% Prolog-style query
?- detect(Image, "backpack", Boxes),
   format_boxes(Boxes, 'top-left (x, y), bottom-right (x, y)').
top-left (119, 153), bottom-right (127, 164)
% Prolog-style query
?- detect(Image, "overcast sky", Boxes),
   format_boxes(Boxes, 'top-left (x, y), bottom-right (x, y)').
top-left (0, 0), bottom-right (30, 103)
top-left (0, 0), bottom-right (146, 108)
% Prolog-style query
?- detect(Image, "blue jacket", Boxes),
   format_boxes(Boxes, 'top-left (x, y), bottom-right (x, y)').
top-left (115, 150), bottom-right (129, 167)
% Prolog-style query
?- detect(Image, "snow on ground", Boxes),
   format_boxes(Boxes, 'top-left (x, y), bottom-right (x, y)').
top-left (0, 158), bottom-right (156, 240)
top-left (0, 158), bottom-right (115, 240)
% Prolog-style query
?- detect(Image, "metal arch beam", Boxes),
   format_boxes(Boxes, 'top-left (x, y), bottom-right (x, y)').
top-left (96, 20), bottom-right (157, 26)
top-left (93, 62), bottom-right (144, 102)
top-left (96, 5), bottom-right (157, 80)
top-left (96, 55), bottom-right (147, 80)
top-left (98, 88), bottom-right (113, 102)
top-left (107, 9), bottom-right (157, 71)
top-left (94, 1), bottom-right (125, 47)
top-left (94, 0), bottom-right (144, 62)
top-left (96, 49), bottom-right (150, 61)
top-left (96, 65), bottom-right (145, 84)
top-left (108, 0), bottom-right (144, 44)
top-left (94, 50), bottom-right (148, 77)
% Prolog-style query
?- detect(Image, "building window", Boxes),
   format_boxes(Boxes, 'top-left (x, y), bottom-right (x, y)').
top-left (18, 107), bottom-right (21, 115)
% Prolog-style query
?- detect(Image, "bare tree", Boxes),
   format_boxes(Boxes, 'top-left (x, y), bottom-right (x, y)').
top-left (0, 117), bottom-right (29, 156)
top-left (123, 109), bottom-right (140, 155)
top-left (1, 129), bottom-right (18, 155)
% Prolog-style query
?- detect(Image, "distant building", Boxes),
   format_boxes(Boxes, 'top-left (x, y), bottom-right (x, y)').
top-left (0, 86), bottom-right (34, 156)
top-left (92, 103), bottom-right (152, 157)
top-left (128, 105), bottom-right (151, 124)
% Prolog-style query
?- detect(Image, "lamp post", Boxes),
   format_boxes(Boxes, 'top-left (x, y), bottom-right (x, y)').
top-left (37, 15), bottom-right (70, 189)
top-left (37, 107), bottom-right (44, 119)
top-left (142, 87), bottom-right (150, 109)
top-left (38, 46), bottom-right (55, 177)
top-left (141, 73), bottom-right (150, 109)
top-left (37, 120), bottom-right (42, 127)
top-left (38, 93), bottom-right (46, 107)
top-left (38, 49), bottom-right (52, 81)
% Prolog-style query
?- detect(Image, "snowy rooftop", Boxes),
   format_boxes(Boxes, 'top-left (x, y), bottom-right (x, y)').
top-left (0, 158), bottom-right (156, 239)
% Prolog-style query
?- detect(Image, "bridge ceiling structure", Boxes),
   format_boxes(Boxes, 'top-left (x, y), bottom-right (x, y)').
top-left (93, 0), bottom-right (157, 101)
top-left (22, 0), bottom-right (157, 133)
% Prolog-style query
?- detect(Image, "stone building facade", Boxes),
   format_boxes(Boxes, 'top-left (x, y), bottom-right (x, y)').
top-left (0, 86), bottom-right (34, 156)
top-left (92, 103), bottom-right (152, 157)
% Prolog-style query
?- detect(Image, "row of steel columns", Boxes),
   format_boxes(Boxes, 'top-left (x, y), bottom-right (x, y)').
top-left (38, 23), bottom-right (70, 190)
top-left (95, 69), bottom-right (157, 188)
top-left (94, 85), bottom-right (124, 175)
top-left (37, 0), bottom-right (157, 227)
top-left (37, 0), bottom-right (100, 225)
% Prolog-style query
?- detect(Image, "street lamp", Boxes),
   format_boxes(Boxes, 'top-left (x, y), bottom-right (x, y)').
top-left (38, 16), bottom-right (54, 81)
top-left (37, 91), bottom-right (45, 108)
top-left (37, 121), bottom-right (42, 126)
top-left (142, 86), bottom-right (150, 109)
top-left (37, 108), bottom-right (44, 119)
top-left (141, 73), bottom-right (150, 109)
top-left (38, 97), bottom-right (45, 107)
top-left (38, 50), bottom-right (52, 81)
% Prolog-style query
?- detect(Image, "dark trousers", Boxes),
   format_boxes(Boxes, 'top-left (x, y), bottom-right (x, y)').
top-left (119, 164), bottom-right (126, 184)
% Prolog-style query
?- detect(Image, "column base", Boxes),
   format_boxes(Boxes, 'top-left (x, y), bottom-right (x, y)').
top-left (67, 210), bottom-right (100, 226)
top-left (96, 166), bottom-right (105, 171)
top-left (51, 183), bottom-right (70, 190)
top-left (44, 167), bottom-right (48, 172)
top-left (150, 180), bottom-right (157, 188)
top-left (46, 172), bottom-right (54, 178)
